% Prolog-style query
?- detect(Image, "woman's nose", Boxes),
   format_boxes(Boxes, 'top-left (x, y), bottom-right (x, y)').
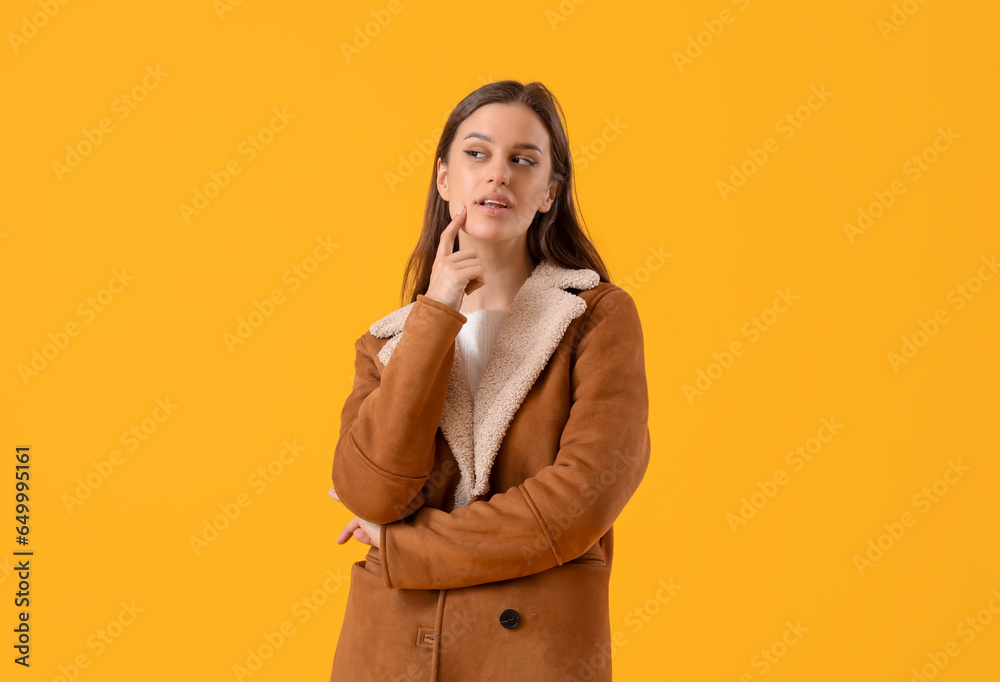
top-left (488, 159), bottom-right (510, 185)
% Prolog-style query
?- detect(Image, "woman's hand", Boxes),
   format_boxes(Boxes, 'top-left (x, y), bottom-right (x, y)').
top-left (329, 489), bottom-right (382, 549)
top-left (424, 204), bottom-right (485, 311)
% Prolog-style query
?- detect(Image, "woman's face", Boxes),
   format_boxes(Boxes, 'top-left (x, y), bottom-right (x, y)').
top-left (437, 102), bottom-right (558, 247)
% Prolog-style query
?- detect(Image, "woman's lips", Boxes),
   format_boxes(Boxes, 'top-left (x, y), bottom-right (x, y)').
top-left (475, 201), bottom-right (510, 217)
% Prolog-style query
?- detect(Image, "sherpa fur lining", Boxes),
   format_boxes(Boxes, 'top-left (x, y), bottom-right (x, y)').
top-left (368, 259), bottom-right (600, 509)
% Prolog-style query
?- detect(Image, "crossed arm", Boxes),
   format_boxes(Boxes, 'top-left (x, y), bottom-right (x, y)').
top-left (330, 288), bottom-right (650, 591)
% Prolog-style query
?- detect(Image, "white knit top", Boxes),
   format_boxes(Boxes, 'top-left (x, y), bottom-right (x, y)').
top-left (456, 309), bottom-right (508, 399)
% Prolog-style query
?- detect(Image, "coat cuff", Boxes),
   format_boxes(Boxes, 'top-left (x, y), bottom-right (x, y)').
top-left (380, 523), bottom-right (392, 589)
top-left (416, 293), bottom-right (468, 325)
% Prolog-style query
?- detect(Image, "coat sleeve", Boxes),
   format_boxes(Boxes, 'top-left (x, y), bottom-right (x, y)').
top-left (378, 288), bottom-right (651, 590)
top-left (331, 294), bottom-right (467, 524)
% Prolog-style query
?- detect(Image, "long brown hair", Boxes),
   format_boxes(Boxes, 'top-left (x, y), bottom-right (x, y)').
top-left (399, 80), bottom-right (612, 305)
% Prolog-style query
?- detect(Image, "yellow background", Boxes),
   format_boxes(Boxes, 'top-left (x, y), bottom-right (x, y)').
top-left (2, 0), bottom-right (998, 680)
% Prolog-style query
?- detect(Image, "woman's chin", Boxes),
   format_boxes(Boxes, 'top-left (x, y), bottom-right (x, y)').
top-left (464, 218), bottom-right (529, 242)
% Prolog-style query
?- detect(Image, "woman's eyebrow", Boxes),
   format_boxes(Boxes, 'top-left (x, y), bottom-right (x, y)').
top-left (463, 132), bottom-right (542, 153)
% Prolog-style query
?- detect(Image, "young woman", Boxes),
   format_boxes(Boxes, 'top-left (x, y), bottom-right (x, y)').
top-left (327, 80), bottom-right (651, 681)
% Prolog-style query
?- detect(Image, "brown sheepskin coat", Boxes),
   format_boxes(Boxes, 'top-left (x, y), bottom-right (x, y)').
top-left (329, 258), bottom-right (651, 681)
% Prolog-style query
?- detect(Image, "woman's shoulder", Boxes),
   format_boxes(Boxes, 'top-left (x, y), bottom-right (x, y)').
top-left (559, 282), bottom-right (645, 374)
top-left (573, 281), bottom-right (641, 319)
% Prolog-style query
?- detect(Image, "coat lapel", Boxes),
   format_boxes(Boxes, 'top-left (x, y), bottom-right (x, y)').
top-left (368, 259), bottom-right (600, 509)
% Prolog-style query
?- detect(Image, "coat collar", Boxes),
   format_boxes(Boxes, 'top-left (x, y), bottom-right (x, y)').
top-left (368, 259), bottom-right (600, 509)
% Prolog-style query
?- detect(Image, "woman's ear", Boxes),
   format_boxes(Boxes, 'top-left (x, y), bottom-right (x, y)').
top-left (537, 181), bottom-right (559, 213)
top-left (436, 157), bottom-right (450, 202)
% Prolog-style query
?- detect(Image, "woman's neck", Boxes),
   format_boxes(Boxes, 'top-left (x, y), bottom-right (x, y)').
top-left (459, 250), bottom-right (536, 314)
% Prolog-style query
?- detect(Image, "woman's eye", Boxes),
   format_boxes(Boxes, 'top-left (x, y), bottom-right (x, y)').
top-left (464, 150), bottom-right (537, 167)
